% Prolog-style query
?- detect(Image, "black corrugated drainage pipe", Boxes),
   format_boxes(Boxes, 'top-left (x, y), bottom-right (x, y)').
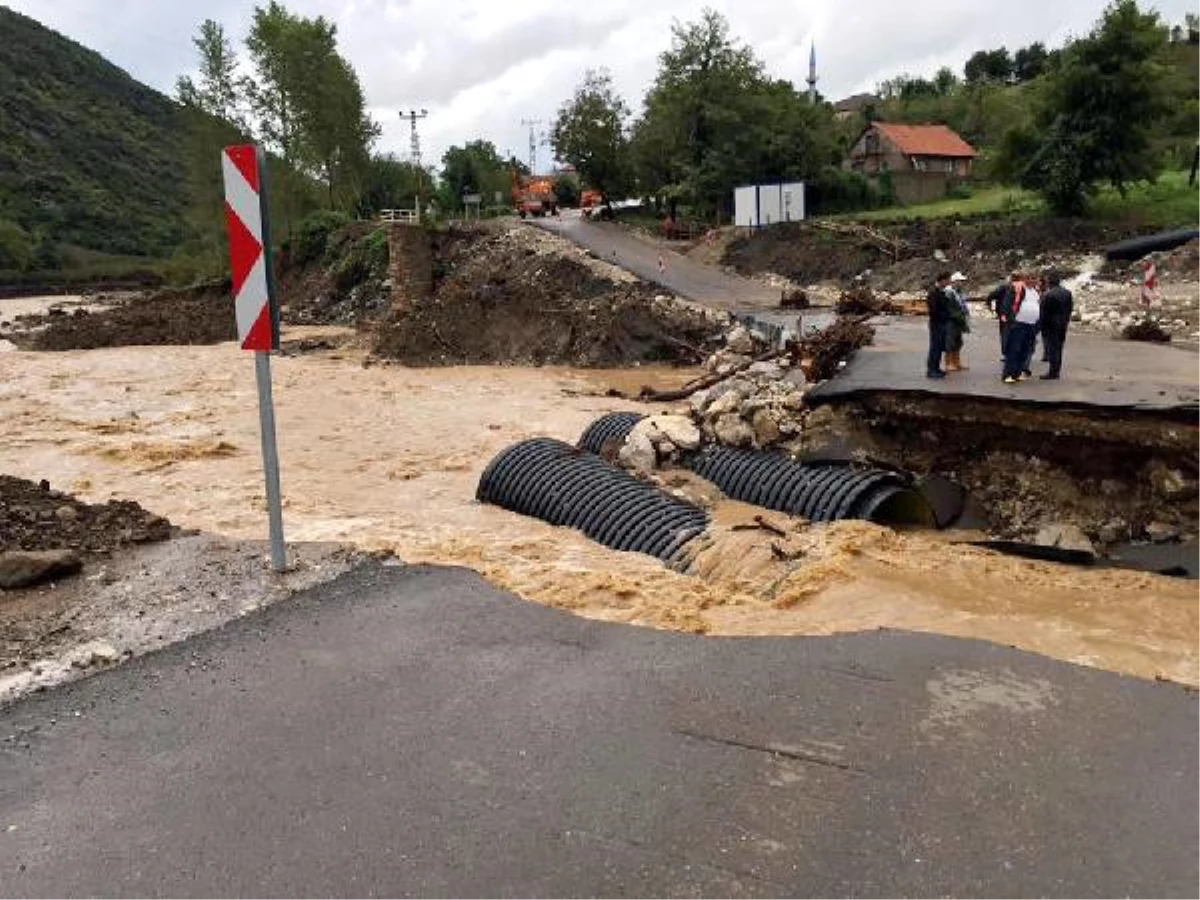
top-left (577, 412), bottom-right (645, 455)
top-left (686, 446), bottom-right (936, 527)
top-left (477, 437), bottom-right (709, 563)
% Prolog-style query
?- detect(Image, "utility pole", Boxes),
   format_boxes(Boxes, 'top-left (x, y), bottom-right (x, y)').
top-left (401, 108), bottom-right (429, 219)
top-left (520, 118), bottom-right (542, 174)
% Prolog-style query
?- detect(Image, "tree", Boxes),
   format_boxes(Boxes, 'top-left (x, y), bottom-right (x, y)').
top-left (964, 47), bottom-right (1013, 83)
top-left (550, 69), bottom-right (630, 204)
top-left (357, 155), bottom-right (428, 217)
top-left (175, 20), bottom-right (244, 129)
top-left (439, 140), bottom-right (509, 209)
top-left (999, 0), bottom-right (1171, 213)
top-left (1012, 42), bottom-right (1049, 82)
top-left (243, 2), bottom-right (378, 210)
top-left (629, 8), bottom-right (837, 217)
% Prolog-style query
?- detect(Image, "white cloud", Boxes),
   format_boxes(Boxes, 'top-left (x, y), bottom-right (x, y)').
top-left (4, 0), bottom-right (1196, 172)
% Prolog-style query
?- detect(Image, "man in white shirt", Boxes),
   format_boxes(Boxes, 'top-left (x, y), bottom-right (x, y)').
top-left (1002, 275), bottom-right (1040, 384)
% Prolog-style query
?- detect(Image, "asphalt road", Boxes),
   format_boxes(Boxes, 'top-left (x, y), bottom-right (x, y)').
top-left (1, 562), bottom-right (1195, 898)
top-left (807, 313), bottom-right (1200, 413)
top-left (535, 215), bottom-right (780, 312)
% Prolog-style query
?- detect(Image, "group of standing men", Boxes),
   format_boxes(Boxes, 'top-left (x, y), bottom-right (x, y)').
top-left (925, 269), bottom-right (1074, 382)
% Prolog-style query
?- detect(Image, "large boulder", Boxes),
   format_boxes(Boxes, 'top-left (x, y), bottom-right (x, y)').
top-left (1034, 523), bottom-right (1095, 556)
top-left (647, 414), bottom-right (701, 451)
top-left (712, 413), bottom-right (755, 447)
top-left (0, 549), bottom-right (83, 590)
top-left (725, 325), bottom-right (755, 355)
top-left (618, 428), bottom-right (657, 474)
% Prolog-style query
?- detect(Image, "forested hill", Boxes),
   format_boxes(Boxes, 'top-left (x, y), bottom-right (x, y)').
top-left (0, 5), bottom-right (187, 261)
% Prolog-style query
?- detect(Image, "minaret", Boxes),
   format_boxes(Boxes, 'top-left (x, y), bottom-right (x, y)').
top-left (806, 42), bottom-right (818, 102)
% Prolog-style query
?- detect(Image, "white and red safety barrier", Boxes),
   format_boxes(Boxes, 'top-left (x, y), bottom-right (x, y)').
top-left (222, 145), bottom-right (278, 351)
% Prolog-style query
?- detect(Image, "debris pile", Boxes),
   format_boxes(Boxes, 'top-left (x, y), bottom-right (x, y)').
top-left (1122, 317), bottom-right (1173, 343)
top-left (0, 475), bottom-right (174, 589)
top-left (371, 224), bottom-right (727, 367)
top-left (9, 283), bottom-right (235, 350)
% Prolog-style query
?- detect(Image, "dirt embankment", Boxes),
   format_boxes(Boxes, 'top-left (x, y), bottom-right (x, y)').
top-left (371, 224), bottom-right (728, 367)
top-left (722, 218), bottom-right (1136, 292)
top-left (1, 474), bottom-right (174, 555)
top-left (793, 397), bottom-right (1198, 542)
top-left (0, 223), bottom-right (392, 351)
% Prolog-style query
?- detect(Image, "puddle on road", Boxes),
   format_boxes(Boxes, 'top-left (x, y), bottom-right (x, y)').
top-left (0, 334), bottom-right (1194, 685)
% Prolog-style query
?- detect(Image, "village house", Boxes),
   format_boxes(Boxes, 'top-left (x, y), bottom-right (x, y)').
top-left (844, 122), bottom-right (978, 205)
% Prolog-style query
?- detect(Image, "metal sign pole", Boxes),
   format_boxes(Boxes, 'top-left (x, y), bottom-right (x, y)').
top-left (255, 350), bottom-right (286, 572)
top-left (222, 143), bottom-right (287, 573)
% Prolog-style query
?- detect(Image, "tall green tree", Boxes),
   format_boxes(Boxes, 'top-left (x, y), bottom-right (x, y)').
top-left (629, 8), bottom-right (836, 217)
top-left (176, 20), bottom-right (244, 129)
top-left (550, 69), bottom-right (630, 204)
top-left (999, 0), bottom-right (1171, 213)
top-left (964, 47), bottom-right (1013, 84)
top-left (243, 2), bottom-right (377, 210)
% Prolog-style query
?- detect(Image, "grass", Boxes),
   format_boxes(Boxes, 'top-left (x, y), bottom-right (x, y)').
top-left (834, 169), bottom-right (1198, 229)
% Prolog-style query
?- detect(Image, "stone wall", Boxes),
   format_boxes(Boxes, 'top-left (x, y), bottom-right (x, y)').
top-left (386, 223), bottom-right (433, 314)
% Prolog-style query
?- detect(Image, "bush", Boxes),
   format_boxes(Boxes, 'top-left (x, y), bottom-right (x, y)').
top-left (0, 219), bottom-right (33, 271)
top-left (329, 227), bottom-right (388, 292)
top-left (944, 182), bottom-right (974, 200)
top-left (292, 210), bottom-right (351, 265)
top-left (806, 167), bottom-right (887, 215)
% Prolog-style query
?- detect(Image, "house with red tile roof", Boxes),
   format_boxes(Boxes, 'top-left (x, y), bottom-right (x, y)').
top-left (845, 122), bottom-right (978, 204)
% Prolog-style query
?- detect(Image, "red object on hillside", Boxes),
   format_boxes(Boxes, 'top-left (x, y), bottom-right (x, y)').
top-left (870, 122), bottom-right (978, 158)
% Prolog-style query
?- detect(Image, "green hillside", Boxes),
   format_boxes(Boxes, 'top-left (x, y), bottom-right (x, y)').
top-left (0, 5), bottom-right (186, 262)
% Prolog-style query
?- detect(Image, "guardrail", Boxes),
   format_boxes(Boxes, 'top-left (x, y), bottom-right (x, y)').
top-left (380, 209), bottom-right (418, 224)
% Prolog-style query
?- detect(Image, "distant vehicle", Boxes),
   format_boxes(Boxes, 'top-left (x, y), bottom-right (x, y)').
top-left (512, 171), bottom-right (558, 218)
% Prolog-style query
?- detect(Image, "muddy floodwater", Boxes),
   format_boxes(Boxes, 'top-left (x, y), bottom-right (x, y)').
top-left (0, 331), bottom-right (1195, 685)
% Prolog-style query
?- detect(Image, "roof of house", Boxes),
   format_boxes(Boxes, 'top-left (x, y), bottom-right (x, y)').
top-left (833, 92), bottom-right (878, 112)
top-left (870, 122), bottom-right (978, 158)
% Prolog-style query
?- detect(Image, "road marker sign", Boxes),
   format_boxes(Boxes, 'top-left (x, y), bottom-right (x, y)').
top-left (222, 144), bottom-right (286, 572)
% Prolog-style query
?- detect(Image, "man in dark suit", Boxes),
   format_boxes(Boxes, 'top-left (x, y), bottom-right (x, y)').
top-left (1039, 272), bottom-right (1074, 380)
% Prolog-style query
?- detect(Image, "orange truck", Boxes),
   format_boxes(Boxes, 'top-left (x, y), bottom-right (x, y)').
top-left (512, 173), bottom-right (558, 218)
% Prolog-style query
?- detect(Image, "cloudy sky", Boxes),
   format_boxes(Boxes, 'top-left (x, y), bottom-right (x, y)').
top-left (3, 0), bottom-right (1194, 173)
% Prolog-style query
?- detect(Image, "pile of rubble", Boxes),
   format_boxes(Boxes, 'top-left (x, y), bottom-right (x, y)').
top-left (372, 223), bottom-right (727, 367)
top-left (623, 317), bottom-right (875, 466)
top-left (0, 475), bottom-right (175, 589)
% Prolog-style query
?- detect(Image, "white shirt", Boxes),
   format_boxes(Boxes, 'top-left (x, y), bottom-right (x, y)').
top-left (1015, 286), bottom-right (1040, 325)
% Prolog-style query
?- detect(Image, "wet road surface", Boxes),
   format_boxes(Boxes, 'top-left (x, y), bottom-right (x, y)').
top-left (1, 562), bottom-right (1195, 898)
top-left (534, 215), bottom-right (780, 312)
top-left (807, 314), bottom-right (1200, 413)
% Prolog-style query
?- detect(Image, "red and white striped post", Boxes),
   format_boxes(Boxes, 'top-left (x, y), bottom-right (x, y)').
top-left (222, 144), bottom-right (286, 572)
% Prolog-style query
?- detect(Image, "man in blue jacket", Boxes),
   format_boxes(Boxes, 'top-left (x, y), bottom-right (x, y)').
top-left (1039, 272), bottom-right (1074, 379)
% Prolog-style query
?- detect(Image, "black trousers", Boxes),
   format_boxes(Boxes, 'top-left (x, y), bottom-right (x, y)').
top-left (998, 320), bottom-right (1010, 357)
top-left (1043, 326), bottom-right (1067, 376)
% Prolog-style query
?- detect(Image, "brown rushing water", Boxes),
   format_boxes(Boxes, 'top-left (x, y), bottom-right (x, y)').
top-left (0, 332), bottom-right (1194, 685)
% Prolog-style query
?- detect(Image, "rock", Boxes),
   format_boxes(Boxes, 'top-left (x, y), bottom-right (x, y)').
top-left (726, 325), bottom-right (755, 355)
top-left (705, 390), bottom-right (745, 418)
top-left (0, 550), bottom-right (84, 590)
top-left (1147, 462), bottom-right (1190, 500)
top-left (746, 360), bottom-right (784, 380)
top-left (648, 414), bottom-right (701, 451)
top-left (54, 505), bottom-right (79, 522)
top-left (1145, 521), bottom-right (1180, 543)
top-left (933, 249), bottom-right (947, 262)
top-left (618, 430), bottom-right (657, 474)
top-left (750, 408), bottom-right (781, 446)
top-left (782, 368), bottom-right (808, 389)
top-left (1097, 518), bottom-right (1128, 544)
top-left (712, 413), bottom-right (755, 447)
top-left (1033, 523), bottom-right (1095, 556)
